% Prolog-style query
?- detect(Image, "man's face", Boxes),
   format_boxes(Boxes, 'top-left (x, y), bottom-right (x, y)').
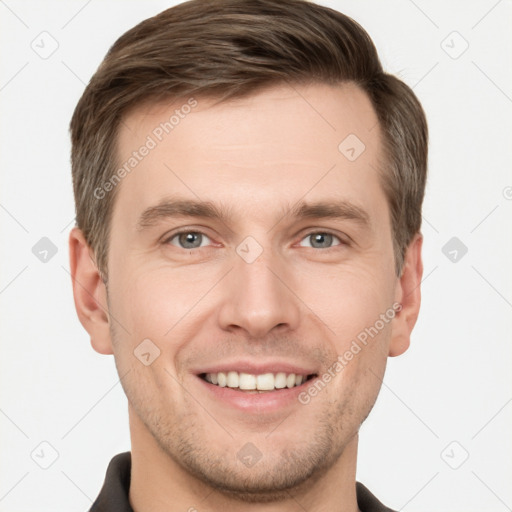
top-left (101, 82), bottom-right (405, 498)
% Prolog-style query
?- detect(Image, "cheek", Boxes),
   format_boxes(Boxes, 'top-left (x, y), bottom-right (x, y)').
top-left (317, 317), bottom-right (391, 425)
top-left (109, 264), bottom-right (216, 376)
top-left (110, 262), bottom-right (198, 337)
top-left (108, 282), bottom-right (190, 415)
top-left (294, 261), bottom-right (395, 397)
top-left (294, 262), bottom-right (395, 343)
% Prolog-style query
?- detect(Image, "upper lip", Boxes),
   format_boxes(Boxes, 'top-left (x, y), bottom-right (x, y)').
top-left (193, 359), bottom-right (318, 377)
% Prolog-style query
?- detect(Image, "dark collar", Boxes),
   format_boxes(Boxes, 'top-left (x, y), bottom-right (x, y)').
top-left (90, 452), bottom-right (396, 512)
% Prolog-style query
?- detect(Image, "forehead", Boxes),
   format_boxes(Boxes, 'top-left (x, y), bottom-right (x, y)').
top-left (112, 82), bottom-right (386, 230)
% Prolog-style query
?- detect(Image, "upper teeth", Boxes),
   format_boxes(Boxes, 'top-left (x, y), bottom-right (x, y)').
top-left (204, 371), bottom-right (308, 390)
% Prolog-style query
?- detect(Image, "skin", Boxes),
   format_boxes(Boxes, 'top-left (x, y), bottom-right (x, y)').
top-left (69, 82), bottom-right (423, 512)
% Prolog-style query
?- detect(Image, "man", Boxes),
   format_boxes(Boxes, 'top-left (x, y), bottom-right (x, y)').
top-left (68, 0), bottom-right (427, 510)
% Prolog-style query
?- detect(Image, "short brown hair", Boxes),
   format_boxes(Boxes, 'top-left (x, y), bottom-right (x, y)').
top-left (70, 0), bottom-right (428, 281)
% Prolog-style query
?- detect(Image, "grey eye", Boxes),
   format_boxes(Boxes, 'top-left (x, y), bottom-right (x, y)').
top-left (169, 232), bottom-right (211, 249)
top-left (299, 232), bottom-right (341, 249)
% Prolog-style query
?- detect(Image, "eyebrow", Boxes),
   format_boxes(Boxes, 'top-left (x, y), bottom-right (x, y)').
top-left (135, 197), bottom-right (371, 232)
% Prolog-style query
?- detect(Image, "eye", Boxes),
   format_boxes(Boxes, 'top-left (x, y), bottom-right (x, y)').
top-left (166, 231), bottom-right (213, 249)
top-left (298, 232), bottom-right (343, 249)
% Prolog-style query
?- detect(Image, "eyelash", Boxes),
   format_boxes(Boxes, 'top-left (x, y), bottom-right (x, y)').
top-left (162, 229), bottom-right (348, 251)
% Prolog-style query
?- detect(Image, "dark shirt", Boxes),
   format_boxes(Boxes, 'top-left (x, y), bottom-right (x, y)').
top-left (89, 452), bottom-right (396, 512)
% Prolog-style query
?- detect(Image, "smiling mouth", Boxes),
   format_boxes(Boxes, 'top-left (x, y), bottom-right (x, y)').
top-left (198, 372), bottom-right (318, 393)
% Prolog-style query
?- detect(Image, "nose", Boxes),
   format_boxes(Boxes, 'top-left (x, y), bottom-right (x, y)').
top-left (217, 248), bottom-right (301, 338)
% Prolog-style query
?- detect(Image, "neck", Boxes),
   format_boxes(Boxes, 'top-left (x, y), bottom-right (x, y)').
top-left (128, 406), bottom-right (360, 512)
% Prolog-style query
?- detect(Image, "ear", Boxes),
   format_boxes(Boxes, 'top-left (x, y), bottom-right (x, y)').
top-left (389, 233), bottom-right (423, 357)
top-left (68, 227), bottom-right (113, 355)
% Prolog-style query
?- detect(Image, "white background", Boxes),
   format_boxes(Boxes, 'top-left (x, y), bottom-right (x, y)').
top-left (0, 1), bottom-right (511, 511)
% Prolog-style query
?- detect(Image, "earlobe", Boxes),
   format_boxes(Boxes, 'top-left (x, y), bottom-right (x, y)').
top-left (389, 233), bottom-right (423, 357)
top-left (68, 227), bottom-right (113, 355)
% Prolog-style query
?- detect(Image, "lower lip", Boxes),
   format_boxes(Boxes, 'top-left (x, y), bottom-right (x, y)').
top-left (195, 375), bottom-right (316, 414)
